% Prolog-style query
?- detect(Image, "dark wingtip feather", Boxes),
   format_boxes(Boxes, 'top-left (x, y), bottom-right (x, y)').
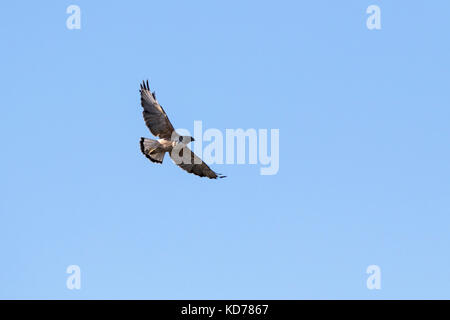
top-left (215, 172), bottom-right (227, 179)
top-left (140, 79), bottom-right (153, 93)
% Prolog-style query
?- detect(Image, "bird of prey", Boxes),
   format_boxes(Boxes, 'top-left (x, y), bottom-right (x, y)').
top-left (139, 80), bottom-right (226, 179)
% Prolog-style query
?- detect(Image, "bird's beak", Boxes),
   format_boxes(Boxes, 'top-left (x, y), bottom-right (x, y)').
top-left (191, 137), bottom-right (195, 141)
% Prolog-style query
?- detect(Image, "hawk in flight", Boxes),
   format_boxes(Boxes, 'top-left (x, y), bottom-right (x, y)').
top-left (139, 80), bottom-right (226, 179)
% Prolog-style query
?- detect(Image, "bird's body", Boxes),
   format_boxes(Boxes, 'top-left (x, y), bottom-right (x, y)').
top-left (138, 80), bottom-right (225, 179)
top-left (158, 138), bottom-right (176, 150)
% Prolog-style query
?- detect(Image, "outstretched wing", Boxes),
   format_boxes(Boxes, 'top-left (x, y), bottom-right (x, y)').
top-left (140, 80), bottom-right (175, 140)
top-left (170, 147), bottom-right (226, 179)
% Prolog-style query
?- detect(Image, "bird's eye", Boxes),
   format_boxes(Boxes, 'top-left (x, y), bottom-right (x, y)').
top-left (179, 136), bottom-right (183, 142)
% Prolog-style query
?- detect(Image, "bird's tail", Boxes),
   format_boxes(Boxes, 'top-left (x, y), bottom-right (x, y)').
top-left (140, 138), bottom-right (166, 164)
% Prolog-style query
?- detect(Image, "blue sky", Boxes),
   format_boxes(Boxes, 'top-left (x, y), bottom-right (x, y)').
top-left (0, 1), bottom-right (449, 299)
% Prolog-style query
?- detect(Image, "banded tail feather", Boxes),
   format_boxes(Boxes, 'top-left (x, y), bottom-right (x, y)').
top-left (140, 138), bottom-right (165, 164)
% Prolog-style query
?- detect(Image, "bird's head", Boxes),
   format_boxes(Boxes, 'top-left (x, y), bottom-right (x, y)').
top-left (178, 135), bottom-right (195, 144)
